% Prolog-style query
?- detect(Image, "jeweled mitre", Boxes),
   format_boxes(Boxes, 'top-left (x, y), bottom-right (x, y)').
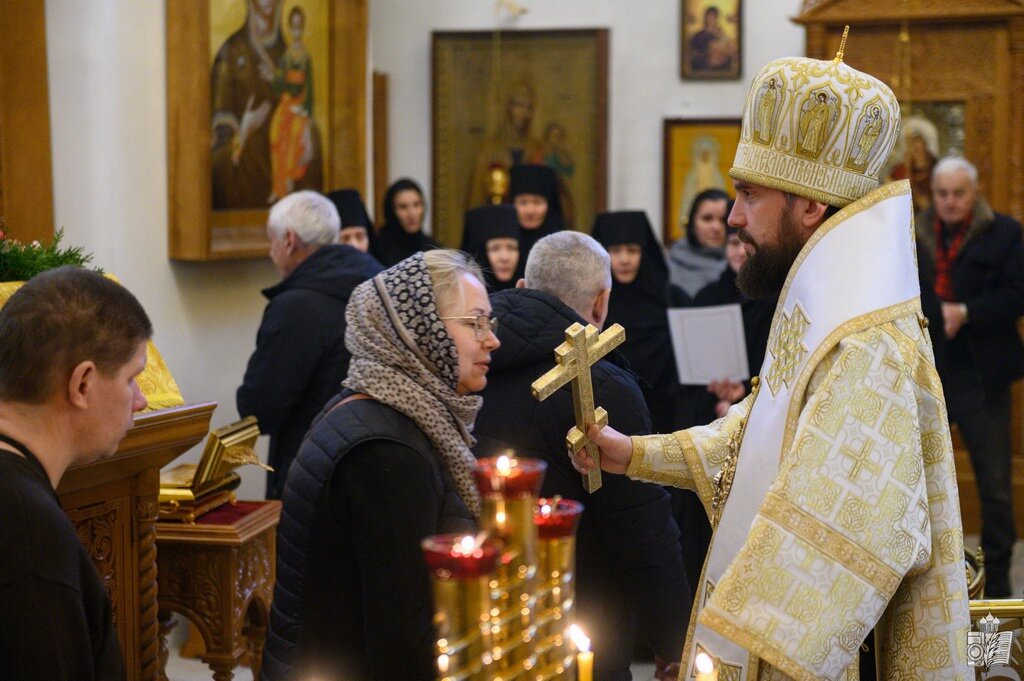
top-left (730, 55), bottom-right (901, 207)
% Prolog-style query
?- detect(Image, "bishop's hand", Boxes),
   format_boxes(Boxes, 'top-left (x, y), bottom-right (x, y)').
top-left (568, 424), bottom-right (632, 475)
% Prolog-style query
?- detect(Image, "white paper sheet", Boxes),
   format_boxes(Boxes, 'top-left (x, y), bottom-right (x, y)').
top-left (667, 304), bottom-right (750, 385)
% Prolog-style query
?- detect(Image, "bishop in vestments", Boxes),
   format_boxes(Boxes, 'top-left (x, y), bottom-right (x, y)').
top-left (572, 36), bottom-right (970, 680)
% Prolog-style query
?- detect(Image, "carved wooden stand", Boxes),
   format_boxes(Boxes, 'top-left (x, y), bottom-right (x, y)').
top-left (156, 500), bottom-right (281, 681)
top-left (60, 402), bottom-right (216, 681)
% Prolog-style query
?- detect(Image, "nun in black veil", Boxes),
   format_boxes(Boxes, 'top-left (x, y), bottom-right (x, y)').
top-left (461, 205), bottom-right (522, 292)
top-left (509, 164), bottom-right (564, 263)
top-left (592, 210), bottom-right (685, 434)
top-left (376, 178), bottom-right (439, 266)
top-left (326, 188), bottom-right (385, 265)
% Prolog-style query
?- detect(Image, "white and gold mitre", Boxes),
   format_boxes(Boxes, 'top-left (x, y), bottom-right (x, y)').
top-left (730, 47), bottom-right (900, 207)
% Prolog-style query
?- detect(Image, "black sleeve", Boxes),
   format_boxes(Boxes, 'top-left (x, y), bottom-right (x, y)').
top-left (965, 220), bottom-right (1024, 330)
top-left (237, 293), bottom-right (327, 433)
top-left (331, 439), bottom-right (441, 681)
top-left (0, 576), bottom-right (106, 680)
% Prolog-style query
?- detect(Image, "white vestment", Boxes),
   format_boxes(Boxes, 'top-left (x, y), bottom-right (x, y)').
top-left (628, 181), bottom-right (970, 680)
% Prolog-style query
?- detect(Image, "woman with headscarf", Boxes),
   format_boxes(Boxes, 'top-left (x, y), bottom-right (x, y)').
top-left (377, 178), bottom-right (439, 266)
top-left (263, 250), bottom-right (501, 681)
top-left (509, 164), bottom-right (564, 264)
top-left (462, 204), bottom-right (522, 292)
top-left (667, 188), bottom-right (730, 300)
top-left (327, 187), bottom-right (385, 265)
top-left (592, 210), bottom-right (684, 433)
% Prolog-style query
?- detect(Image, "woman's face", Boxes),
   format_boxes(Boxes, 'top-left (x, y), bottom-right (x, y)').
top-left (486, 237), bottom-right (519, 283)
top-left (514, 194), bottom-right (549, 230)
top-left (442, 273), bottom-right (501, 395)
top-left (393, 189), bottom-right (425, 234)
top-left (339, 226), bottom-right (369, 253)
top-left (692, 198), bottom-right (728, 248)
top-left (609, 244), bottom-right (642, 284)
top-left (725, 233), bottom-right (746, 274)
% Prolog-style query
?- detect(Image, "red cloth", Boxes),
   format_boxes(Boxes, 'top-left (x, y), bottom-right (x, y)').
top-left (197, 500), bottom-right (265, 526)
top-left (933, 213), bottom-right (970, 302)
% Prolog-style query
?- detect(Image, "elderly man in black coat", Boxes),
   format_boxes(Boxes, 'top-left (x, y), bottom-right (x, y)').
top-left (238, 190), bottom-right (382, 499)
top-left (474, 231), bottom-right (690, 681)
top-left (917, 156), bottom-right (1024, 597)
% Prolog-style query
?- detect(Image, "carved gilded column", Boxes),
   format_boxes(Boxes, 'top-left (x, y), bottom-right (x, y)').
top-left (1009, 16), bottom-right (1024, 222)
top-left (138, 492), bottom-right (161, 681)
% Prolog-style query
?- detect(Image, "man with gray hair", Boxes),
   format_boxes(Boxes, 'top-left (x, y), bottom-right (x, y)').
top-left (917, 156), bottom-right (1024, 597)
top-left (475, 231), bottom-right (690, 680)
top-left (238, 190), bottom-right (382, 498)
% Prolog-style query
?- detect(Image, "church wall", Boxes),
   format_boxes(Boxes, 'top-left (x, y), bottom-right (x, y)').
top-left (45, 0), bottom-right (275, 499)
top-left (370, 0), bottom-right (806, 237)
top-left (40, 1), bottom-right (806, 501)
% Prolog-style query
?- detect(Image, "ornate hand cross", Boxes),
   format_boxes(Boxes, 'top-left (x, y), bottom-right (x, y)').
top-left (531, 322), bottom-right (625, 493)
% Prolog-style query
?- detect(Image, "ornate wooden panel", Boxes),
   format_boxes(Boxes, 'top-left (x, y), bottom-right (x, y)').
top-left (58, 402), bottom-right (215, 681)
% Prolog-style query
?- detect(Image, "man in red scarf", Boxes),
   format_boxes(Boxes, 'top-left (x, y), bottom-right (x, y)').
top-left (918, 155), bottom-right (1024, 597)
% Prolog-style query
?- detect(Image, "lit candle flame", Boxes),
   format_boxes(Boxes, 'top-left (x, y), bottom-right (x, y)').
top-left (695, 651), bottom-right (715, 673)
top-left (437, 653), bottom-right (450, 673)
top-left (496, 454), bottom-right (512, 476)
top-left (451, 534), bottom-right (478, 556)
top-left (568, 624), bottom-right (590, 653)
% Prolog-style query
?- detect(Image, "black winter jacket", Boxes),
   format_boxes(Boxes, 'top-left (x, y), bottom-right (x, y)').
top-left (237, 245), bottom-right (382, 498)
top-left (917, 201), bottom-right (1024, 389)
top-left (474, 288), bottom-right (690, 674)
top-left (262, 393), bottom-right (474, 680)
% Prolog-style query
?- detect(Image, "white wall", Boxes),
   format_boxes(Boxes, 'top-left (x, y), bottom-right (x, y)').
top-left (46, 0), bottom-right (275, 499)
top-left (371, 0), bottom-right (805, 233)
top-left (41, 0), bottom-right (805, 500)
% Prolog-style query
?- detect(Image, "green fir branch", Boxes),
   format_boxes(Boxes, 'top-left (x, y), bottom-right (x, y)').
top-left (0, 229), bottom-right (103, 282)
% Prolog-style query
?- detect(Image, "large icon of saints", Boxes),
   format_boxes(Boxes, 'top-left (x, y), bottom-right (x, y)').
top-left (467, 80), bottom-right (577, 227)
top-left (210, 0), bottom-right (324, 210)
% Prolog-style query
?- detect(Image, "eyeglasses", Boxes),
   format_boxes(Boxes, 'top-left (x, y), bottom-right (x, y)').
top-left (440, 315), bottom-right (499, 341)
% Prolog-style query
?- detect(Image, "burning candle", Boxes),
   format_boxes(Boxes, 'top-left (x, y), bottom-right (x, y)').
top-left (694, 651), bottom-right (718, 681)
top-left (534, 497), bottom-right (584, 539)
top-left (568, 624), bottom-right (593, 681)
top-left (474, 453), bottom-right (547, 499)
top-left (422, 533), bottom-right (500, 579)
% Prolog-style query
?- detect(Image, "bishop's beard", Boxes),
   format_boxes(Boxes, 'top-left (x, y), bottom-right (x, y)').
top-left (736, 210), bottom-right (806, 299)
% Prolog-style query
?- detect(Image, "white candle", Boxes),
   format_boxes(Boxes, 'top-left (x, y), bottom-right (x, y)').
top-left (568, 625), bottom-right (593, 681)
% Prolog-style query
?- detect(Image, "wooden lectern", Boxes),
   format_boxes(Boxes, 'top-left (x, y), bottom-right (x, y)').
top-left (58, 401), bottom-right (216, 681)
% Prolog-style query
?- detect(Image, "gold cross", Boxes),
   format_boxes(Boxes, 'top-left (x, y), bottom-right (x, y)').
top-left (920, 574), bottom-right (961, 624)
top-left (531, 322), bottom-right (625, 493)
top-left (841, 439), bottom-right (881, 481)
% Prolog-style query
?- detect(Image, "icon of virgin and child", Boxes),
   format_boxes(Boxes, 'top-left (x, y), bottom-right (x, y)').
top-left (210, 0), bottom-right (325, 210)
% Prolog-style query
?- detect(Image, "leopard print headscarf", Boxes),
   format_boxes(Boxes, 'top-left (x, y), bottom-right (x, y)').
top-left (343, 253), bottom-right (482, 518)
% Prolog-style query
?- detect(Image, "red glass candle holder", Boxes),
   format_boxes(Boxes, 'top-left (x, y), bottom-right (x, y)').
top-left (422, 534), bottom-right (501, 580)
top-left (533, 498), bottom-right (584, 539)
top-left (474, 454), bottom-right (547, 499)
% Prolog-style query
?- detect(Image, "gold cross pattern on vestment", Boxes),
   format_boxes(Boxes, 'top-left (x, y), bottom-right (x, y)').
top-left (531, 322), bottom-right (625, 493)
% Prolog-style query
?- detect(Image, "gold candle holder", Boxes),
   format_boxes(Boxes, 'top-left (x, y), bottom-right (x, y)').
top-left (422, 534), bottom-right (501, 681)
top-left (532, 497), bottom-right (584, 677)
top-left (474, 454), bottom-right (547, 677)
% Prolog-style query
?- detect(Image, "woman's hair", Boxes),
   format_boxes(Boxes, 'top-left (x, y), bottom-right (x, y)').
top-left (686, 188), bottom-right (731, 248)
top-left (423, 249), bottom-right (485, 315)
